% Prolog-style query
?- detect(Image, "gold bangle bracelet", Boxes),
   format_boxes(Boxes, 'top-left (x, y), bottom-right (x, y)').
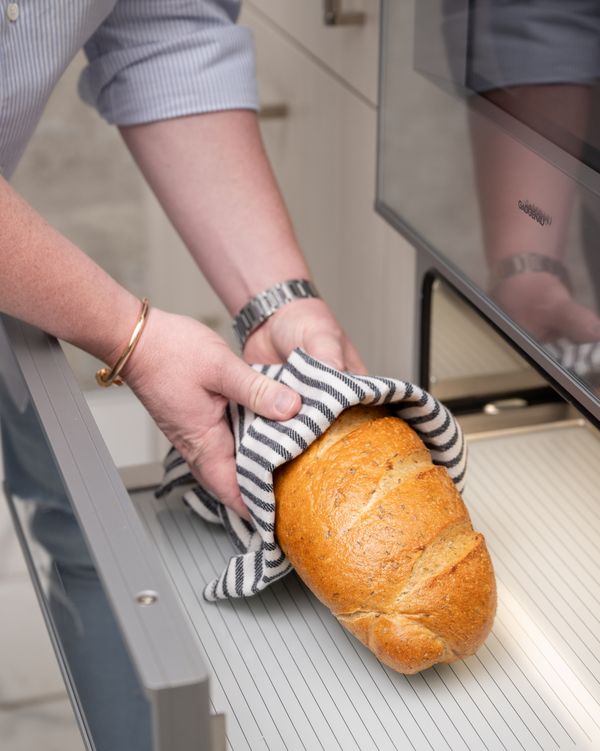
top-left (96, 298), bottom-right (150, 387)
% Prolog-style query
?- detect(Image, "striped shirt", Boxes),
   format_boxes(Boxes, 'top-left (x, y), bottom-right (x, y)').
top-left (0, 0), bottom-right (258, 179)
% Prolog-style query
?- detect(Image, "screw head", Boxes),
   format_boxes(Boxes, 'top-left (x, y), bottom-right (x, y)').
top-left (6, 3), bottom-right (19, 22)
top-left (136, 590), bottom-right (159, 606)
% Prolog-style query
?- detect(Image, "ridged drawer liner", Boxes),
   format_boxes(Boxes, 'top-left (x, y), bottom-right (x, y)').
top-left (132, 422), bottom-right (600, 751)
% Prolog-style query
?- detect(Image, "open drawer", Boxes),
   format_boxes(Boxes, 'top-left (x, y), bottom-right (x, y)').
top-left (128, 419), bottom-right (600, 750)
top-left (2, 307), bottom-right (599, 750)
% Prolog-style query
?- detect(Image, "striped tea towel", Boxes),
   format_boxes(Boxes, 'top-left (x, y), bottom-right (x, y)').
top-left (544, 339), bottom-right (600, 386)
top-left (155, 348), bottom-right (467, 601)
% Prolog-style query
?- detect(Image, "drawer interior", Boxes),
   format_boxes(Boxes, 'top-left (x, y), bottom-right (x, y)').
top-left (130, 420), bottom-right (600, 751)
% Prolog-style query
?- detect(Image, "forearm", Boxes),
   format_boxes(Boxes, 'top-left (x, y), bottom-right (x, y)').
top-left (468, 86), bottom-right (600, 342)
top-left (0, 177), bottom-right (140, 363)
top-left (120, 110), bottom-right (311, 314)
top-left (470, 85), bottom-right (590, 266)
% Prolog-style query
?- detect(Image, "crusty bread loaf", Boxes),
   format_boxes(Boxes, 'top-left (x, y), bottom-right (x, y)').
top-left (273, 405), bottom-right (496, 674)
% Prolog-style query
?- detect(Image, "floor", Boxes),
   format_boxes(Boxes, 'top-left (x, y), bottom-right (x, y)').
top-left (0, 449), bottom-right (85, 750)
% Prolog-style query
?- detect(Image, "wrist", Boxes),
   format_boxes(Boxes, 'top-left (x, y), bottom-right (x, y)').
top-left (232, 278), bottom-right (320, 349)
top-left (96, 293), bottom-right (147, 368)
top-left (118, 306), bottom-right (175, 384)
top-left (489, 253), bottom-right (570, 294)
top-left (220, 258), bottom-right (312, 315)
top-left (96, 298), bottom-right (150, 387)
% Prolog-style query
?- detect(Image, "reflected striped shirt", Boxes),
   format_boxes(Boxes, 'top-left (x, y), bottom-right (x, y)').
top-left (0, 0), bottom-right (258, 179)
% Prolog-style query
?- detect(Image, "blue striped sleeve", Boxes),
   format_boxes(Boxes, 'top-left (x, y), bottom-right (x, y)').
top-left (78, 0), bottom-right (259, 125)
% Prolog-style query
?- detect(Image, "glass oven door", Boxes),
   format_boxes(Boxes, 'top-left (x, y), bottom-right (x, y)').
top-left (377, 0), bottom-right (600, 423)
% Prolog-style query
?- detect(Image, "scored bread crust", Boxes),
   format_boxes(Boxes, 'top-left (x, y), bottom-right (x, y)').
top-left (274, 405), bottom-right (497, 674)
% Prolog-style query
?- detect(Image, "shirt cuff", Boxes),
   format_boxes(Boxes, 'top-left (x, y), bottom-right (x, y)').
top-left (78, 25), bottom-right (259, 126)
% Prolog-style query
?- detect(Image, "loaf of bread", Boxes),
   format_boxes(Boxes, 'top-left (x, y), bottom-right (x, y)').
top-left (274, 405), bottom-right (496, 674)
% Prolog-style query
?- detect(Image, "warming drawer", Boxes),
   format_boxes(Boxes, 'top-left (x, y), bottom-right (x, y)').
top-left (2, 313), bottom-right (599, 750)
top-left (128, 419), bottom-right (600, 751)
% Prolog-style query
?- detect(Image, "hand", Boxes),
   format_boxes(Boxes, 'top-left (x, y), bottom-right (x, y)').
top-left (492, 273), bottom-right (600, 343)
top-left (119, 308), bottom-right (301, 519)
top-left (243, 297), bottom-right (367, 373)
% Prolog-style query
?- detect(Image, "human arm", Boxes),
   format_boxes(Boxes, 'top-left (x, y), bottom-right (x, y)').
top-left (0, 176), bottom-right (300, 517)
top-left (460, 0), bottom-right (600, 342)
top-left (119, 109), bottom-right (366, 372)
top-left (0, 177), bottom-right (141, 361)
top-left (470, 85), bottom-right (600, 342)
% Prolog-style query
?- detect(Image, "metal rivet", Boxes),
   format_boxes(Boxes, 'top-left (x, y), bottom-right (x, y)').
top-left (136, 590), bottom-right (159, 606)
top-left (6, 3), bottom-right (19, 22)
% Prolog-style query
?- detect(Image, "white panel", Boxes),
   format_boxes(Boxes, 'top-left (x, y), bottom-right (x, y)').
top-left (245, 0), bottom-right (379, 105)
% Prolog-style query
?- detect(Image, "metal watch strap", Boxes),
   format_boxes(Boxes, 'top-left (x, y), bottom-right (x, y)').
top-left (233, 279), bottom-right (320, 348)
top-left (489, 253), bottom-right (571, 292)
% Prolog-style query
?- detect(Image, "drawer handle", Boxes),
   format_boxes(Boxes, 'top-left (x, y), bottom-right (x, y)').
top-left (258, 103), bottom-right (289, 120)
top-left (323, 0), bottom-right (365, 25)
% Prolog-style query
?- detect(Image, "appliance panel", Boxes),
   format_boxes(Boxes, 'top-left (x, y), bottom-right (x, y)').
top-left (378, 0), bottom-right (600, 416)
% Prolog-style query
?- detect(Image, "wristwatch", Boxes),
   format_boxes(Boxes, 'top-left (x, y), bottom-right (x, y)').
top-left (232, 279), bottom-right (320, 348)
top-left (489, 253), bottom-right (571, 292)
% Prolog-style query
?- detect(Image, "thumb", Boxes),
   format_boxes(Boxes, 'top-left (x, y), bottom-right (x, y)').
top-left (554, 298), bottom-right (600, 342)
top-left (211, 350), bottom-right (301, 420)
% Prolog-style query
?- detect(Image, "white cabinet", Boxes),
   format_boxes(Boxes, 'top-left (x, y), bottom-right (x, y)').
top-left (142, 184), bottom-right (232, 344)
top-left (242, 1), bottom-right (416, 378)
top-left (246, 0), bottom-right (380, 104)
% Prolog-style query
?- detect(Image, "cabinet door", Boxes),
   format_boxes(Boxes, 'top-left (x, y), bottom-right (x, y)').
top-left (245, 0), bottom-right (380, 105)
top-left (243, 4), bottom-right (415, 377)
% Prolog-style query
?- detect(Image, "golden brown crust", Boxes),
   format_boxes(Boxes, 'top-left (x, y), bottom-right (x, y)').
top-left (338, 612), bottom-right (451, 674)
top-left (274, 405), bottom-right (497, 674)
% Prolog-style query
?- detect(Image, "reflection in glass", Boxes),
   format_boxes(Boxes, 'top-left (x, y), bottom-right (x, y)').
top-left (380, 0), bottom-right (600, 396)
top-left (0, 329), bottom-right (151, 751)
top-left (468, 0), bottom-right (600, 389)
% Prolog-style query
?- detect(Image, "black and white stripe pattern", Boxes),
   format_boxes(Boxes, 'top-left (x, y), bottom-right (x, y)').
top-left (544, 338), bottom-right (600, 386)
top-left (155, 349), bottom-right (467, 601)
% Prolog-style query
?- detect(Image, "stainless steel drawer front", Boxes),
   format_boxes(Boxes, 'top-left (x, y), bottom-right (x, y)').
top-left (0, 316), bottom-right (214, 751)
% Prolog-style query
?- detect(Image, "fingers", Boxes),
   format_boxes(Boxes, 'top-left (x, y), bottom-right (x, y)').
top-left (185, 420), bottom-right (251, 520)
top-left (555, 298), bottom-right (600, 342)
top-left (210, 349), bottom-right (301, 420)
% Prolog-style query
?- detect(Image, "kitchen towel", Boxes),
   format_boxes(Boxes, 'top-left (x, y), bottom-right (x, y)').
top-left (545, 338), bottom-right (600, 386)
top-left (155, 348), bottom-right (467, 601)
